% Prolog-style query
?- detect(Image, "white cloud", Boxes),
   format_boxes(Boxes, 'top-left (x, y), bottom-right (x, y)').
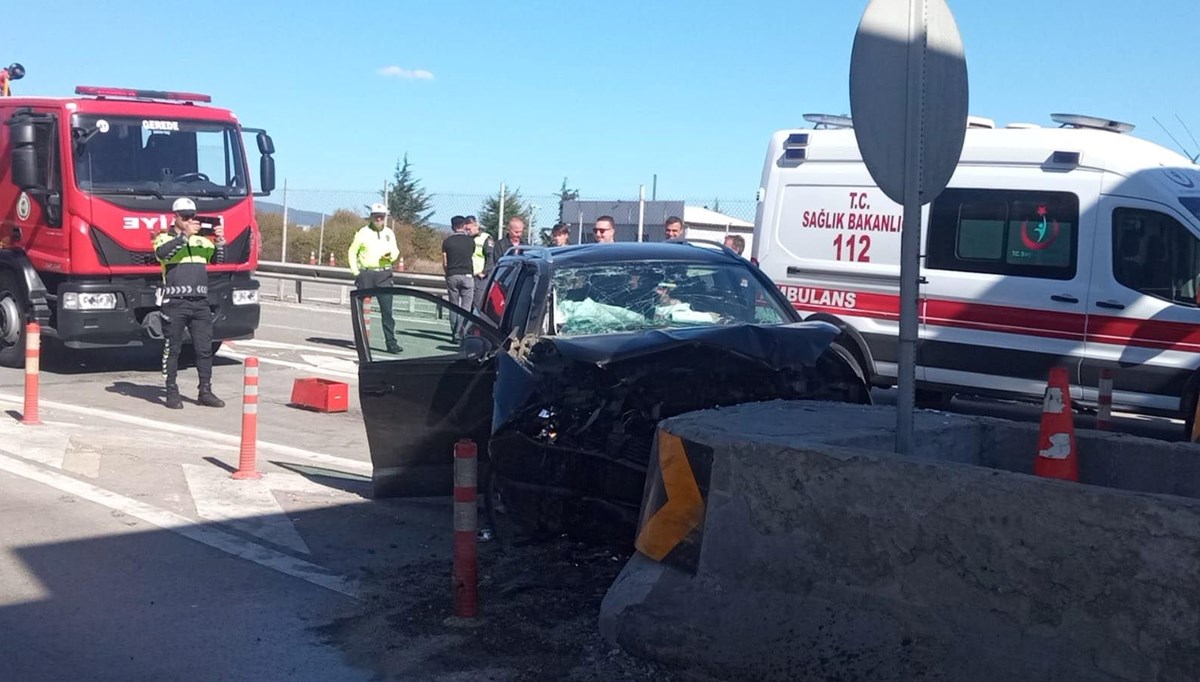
top-left (377, 66), bottom-right (435, 80)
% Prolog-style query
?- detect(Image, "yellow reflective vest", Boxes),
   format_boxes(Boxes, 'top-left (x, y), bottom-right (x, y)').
top-left (348, 224), bottom-right (400, 276)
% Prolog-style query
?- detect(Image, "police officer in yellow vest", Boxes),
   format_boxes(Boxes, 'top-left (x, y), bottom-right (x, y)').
top-left (348, 203), bottom-right (402, 353)
top-left (466, 215), bottom-right (494, 310)
top-left (153, 197), bottom-right (225, 410)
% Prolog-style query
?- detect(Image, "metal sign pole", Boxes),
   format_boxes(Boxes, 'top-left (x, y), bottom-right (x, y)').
top-left (850, 0), bottom-right (968, 456)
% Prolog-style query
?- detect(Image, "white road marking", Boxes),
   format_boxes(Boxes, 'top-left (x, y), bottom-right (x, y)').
top-left (0, 426), bottom-right (69, 469)
top-left (62, 437), bottom-right (103, 478)
top-left (217, 349), bottom-right (358, 380)
top-left (264, 471), bottom-right (359, 495)
top-left (261, 301), bottom-right (351, 316)
top-left (0, 393), bottom-right (373, 476)
top-left (230, 337), bottom-right (360, 359)
top-left (183, 464), bottom-right (311, 555)
top-left (0, 451), bottom-right (358, 599)
top-left (298, 354), bottom-right (360, 374)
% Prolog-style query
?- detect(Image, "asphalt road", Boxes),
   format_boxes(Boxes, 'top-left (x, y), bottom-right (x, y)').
top-left (0, 300), bottom-right (408, 681)
top-left (0, 466), bottom-right (368, 681)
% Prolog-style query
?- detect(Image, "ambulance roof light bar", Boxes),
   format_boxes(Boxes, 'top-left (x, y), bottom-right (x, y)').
top-left (1050, 113), bottom-right (1135, 134)
top-left (803, 113), bottom-right (854, 129)
top-left (74, 86), bottom-right (212, 103)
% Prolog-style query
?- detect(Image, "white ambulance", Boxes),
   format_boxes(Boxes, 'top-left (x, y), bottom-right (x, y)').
top-left (753, 113), bottom-right (1200, 428)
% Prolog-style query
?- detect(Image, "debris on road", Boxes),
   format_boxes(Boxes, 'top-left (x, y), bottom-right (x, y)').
top-left (320, 526), bottom-right (700, 681)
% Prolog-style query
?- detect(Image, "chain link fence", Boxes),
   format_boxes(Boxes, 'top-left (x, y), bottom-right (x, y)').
top-left (255, 184), bottom-right (759, 268)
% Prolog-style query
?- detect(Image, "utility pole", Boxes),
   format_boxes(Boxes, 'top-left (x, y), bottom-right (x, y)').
top-left (317, 213), bottom-right (326, 265)
top-left (280, 178), bottom-right (289, 263)
top-left (498, 183), bottom-right (506, 238)
top-left (637, 185), bottom-right (646, 243)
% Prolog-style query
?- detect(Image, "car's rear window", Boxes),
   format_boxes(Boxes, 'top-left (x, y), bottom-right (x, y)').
top-left (550, 260), bottom-right (791, 336)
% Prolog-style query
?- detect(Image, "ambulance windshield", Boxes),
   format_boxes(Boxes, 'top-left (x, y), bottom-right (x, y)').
top-left (1182, 197), bottom-right (1200, 225)
top-left (70, 115), bottom-right (248, 199)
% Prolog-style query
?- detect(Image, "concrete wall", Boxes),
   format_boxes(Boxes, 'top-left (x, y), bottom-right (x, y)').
top-left (601, 402), bottom-right (1200, 682)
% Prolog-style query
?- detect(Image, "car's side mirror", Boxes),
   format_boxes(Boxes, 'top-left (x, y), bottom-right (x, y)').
top-left (9, 119), bottom-right (42, 191)
top-left (256, 131), bottom-right (275, 155)
top-left (259, 154), bottom-right (276, 194)
top-left (462, 336), bottom-right (491, 360)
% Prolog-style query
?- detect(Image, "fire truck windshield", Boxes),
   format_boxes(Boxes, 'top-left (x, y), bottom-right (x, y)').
top-left (71, 115), bottom-right (249, 199)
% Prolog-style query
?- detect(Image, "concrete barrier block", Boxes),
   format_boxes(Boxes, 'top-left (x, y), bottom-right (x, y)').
top-left (601, 401), bottom-right (1200, 682)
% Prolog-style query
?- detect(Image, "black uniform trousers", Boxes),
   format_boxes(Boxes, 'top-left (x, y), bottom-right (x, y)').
top-left (162, 297), bottom-right (215, 388)
top-left (355, 268), bottom-right (398, 349)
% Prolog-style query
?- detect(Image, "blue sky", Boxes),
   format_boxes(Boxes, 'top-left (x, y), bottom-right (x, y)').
top-left (9, 1), bottom-right (1200, 202)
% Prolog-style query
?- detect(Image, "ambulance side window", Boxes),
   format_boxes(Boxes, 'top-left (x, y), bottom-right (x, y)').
top-left (927, 189), bottom-right (1079, 280)
top-left (1112, 208), bottom-right (1200, 306)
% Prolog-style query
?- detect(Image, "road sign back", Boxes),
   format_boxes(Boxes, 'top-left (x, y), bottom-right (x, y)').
top-left (849, 0), bottom-right (968, 206)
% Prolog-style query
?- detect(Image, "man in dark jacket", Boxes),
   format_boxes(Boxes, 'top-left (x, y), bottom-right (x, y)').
top-left (493, 216), bottom-right (526, 264)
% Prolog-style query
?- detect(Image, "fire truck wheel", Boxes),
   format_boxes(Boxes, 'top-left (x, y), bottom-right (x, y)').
top-left (0, 272), bottom-right (28, 368)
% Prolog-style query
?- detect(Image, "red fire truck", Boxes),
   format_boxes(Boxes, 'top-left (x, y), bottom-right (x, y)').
top-left (0, 82), bottom-right (275, 367)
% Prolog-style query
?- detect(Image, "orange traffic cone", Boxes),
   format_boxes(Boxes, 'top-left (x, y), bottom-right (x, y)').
top-left (328, 252), bottom-right (336, 267)
top-left (1034, 367), bottom-right (1079, 481)
top-left (309, 250), bottom-right (317, 265)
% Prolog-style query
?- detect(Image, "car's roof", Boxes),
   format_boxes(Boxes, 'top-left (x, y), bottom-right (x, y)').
top-left (501, 241), bottom-right (744, 267)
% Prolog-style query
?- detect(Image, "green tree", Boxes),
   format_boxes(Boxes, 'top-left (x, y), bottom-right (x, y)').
top-left (554, 175), bottom-right (578, 226)
top-left (479, 187), bottom-right (530, 239)
top-left (386, 154), bottom-right (435, 228)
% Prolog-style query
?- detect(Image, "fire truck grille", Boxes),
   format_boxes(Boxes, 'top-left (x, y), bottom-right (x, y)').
top-left (90, 227), bottom-right (252, 266)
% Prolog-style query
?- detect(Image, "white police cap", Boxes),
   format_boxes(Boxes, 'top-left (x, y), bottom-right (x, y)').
top-left (172, 197), bottom-right (197, 213)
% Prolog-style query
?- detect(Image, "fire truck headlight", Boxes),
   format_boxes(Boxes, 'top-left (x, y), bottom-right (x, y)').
top-left (232, 289), bottom-right (259, 306)
top-left (63, 292), bottom-right (118, 311)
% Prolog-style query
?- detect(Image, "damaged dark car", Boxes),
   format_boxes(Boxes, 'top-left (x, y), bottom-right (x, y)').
top-left (351, 241), bottom-right (870, 538)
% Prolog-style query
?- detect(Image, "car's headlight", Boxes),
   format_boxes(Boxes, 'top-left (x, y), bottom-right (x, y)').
top-left (232, 289), bottom-right (259, 306)
top-left (63, 292), bottom-right (118, 310)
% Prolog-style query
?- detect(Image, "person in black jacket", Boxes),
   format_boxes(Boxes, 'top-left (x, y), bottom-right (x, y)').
top-left (152, 197), bottom-right (225, 410)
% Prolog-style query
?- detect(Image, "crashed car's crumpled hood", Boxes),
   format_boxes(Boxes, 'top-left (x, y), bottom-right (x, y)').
top-left (532, 320), bottom-right (840, 368)
top-left (491, 321), bottom-right (843, 433)
top-left (487, 319), bottom-right (869, 538)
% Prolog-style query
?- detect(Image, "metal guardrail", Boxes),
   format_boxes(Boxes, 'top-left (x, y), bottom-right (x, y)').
top-left (255, 261), bottom-right (446, 305)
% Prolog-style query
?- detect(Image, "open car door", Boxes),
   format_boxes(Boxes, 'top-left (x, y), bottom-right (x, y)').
top-left (351, 286), bottom-right (504, 497)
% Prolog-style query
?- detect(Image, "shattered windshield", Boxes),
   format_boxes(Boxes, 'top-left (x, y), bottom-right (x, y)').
top-left (71, 115), bottom-right (248, 198)
top-left (550, 260), bottom-right (791, 336)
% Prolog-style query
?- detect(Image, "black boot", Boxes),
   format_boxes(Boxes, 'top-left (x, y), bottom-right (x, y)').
top-left (165, 384), bottom-right (183, 410)
top-left (197, 383), bottom-right (225, 408)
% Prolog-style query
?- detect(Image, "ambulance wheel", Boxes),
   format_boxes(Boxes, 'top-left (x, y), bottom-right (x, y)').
top-left (915, 388), bottom-right (954, 409)
top-left (1182, 385), bottom-right (1199, 442)
top-left (0, 272), bottom-right (28, 369)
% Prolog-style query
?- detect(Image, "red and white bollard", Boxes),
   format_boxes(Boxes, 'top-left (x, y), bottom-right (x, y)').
top-left (1097, 368), bottom-right (1114, 431)
top-left (232, 357), bottom-right (261, 480)
top-left (21, 322), bottom-right (42, 426)
top-left (453, 438), bottom-right (478, 619)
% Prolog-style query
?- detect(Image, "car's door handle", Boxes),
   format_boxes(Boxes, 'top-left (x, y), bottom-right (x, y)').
top-left (1051, 294), bottom-right (1079, 304)
top-left (1096, 300), bottom-right (1126, 310)
top-left (362, 384), bottom-right (395, 396)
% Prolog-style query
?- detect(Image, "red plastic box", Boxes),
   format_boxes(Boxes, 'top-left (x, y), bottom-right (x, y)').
top-left (290, 377), bottom-right (349, 413)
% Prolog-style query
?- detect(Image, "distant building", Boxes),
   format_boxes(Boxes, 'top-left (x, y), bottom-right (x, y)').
top-left (559, 200), bottom-right (752, 250)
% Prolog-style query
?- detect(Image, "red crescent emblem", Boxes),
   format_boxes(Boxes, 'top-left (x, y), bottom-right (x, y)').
top-left (1020, 219), bottom-right (1060, 251)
